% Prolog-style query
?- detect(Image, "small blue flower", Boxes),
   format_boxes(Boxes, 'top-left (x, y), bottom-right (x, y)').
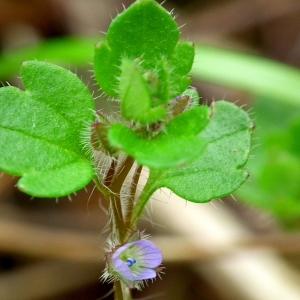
top-left (112, 240), bottom-right (163, 281)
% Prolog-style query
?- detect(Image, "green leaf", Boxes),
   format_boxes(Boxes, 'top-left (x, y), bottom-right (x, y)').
top-left (172, 42), bottom-right (195, 76)
top-left (0, 61), bottom-right (95, 197)
top-left (94, 41), bottom-right (118, 97)
top-left (18, 161), bottom-right (93, 197)
top-left (169, 41), bottom-right (194, 96)
top-left (107, 0), bottom-right (179, 67)
top-left (108, 106), bottom-right (209, 169)
top-left (119, 58), bottom-right (166, 123)
top-left (150, 101), bottom-right (253, 202)
top-left (21, 61), bottom-right (94, 140)
top-left (166, 106), bottom-right (209, 136)
top-left (150, 57), bottom-right (172, 105)
top-left (120, 58), bottom-right (151, 119)
top-left (94, 0), bottom-right (195, 100)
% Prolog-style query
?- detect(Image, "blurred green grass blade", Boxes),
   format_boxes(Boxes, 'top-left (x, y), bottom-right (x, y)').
top-left (192, 45), bottom-right (300, 105)
top-left (0, 37), bottom-right (95, 79)
top-left (1, 38), bottom-right (299, 106)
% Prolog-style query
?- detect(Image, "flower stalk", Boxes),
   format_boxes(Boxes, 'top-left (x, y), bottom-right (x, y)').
top-left (96, 155), bottom-right (162, 299)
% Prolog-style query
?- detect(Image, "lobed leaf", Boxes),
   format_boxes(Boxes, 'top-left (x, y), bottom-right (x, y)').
top-left (94, 0), bottom-right (193, 102)
top-left (0, 61), bottom-right (95, 197)
top-left (149, 101), bottom-right (253, 202)
top-left (108, 106), bottom-right (209, 169)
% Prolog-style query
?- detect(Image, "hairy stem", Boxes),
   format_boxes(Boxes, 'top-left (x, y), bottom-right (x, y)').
top-left (129, 173), bottom-right (156, 230)
top-left (96, 158), bottom-right (147, 300)
top-left (122, 282), bottom-right (132, 300)
top-left (114, 281), bottom-right (124, 300)
top-left (104, 158), bottom-right (117, 187)
top-left (125, 165), bottom-right (143, 227)
top-left (110, 157), bottom-right (135, 300)
top-left (110, 156), bottom-right (135, 243)
top-left (114, 280), bottom-right (132, 300)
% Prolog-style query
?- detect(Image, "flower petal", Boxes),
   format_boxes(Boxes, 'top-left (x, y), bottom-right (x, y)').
top-left (112, 243), bottom-right (132, 260)
top-left (111, 240), bottom-right (163, 282)
top-left (112, 256), bottom-right (135, 281)
top-left (132, 268), bottom-right (157, 281)
top-left (134, 240), bottom-right (163, 268)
